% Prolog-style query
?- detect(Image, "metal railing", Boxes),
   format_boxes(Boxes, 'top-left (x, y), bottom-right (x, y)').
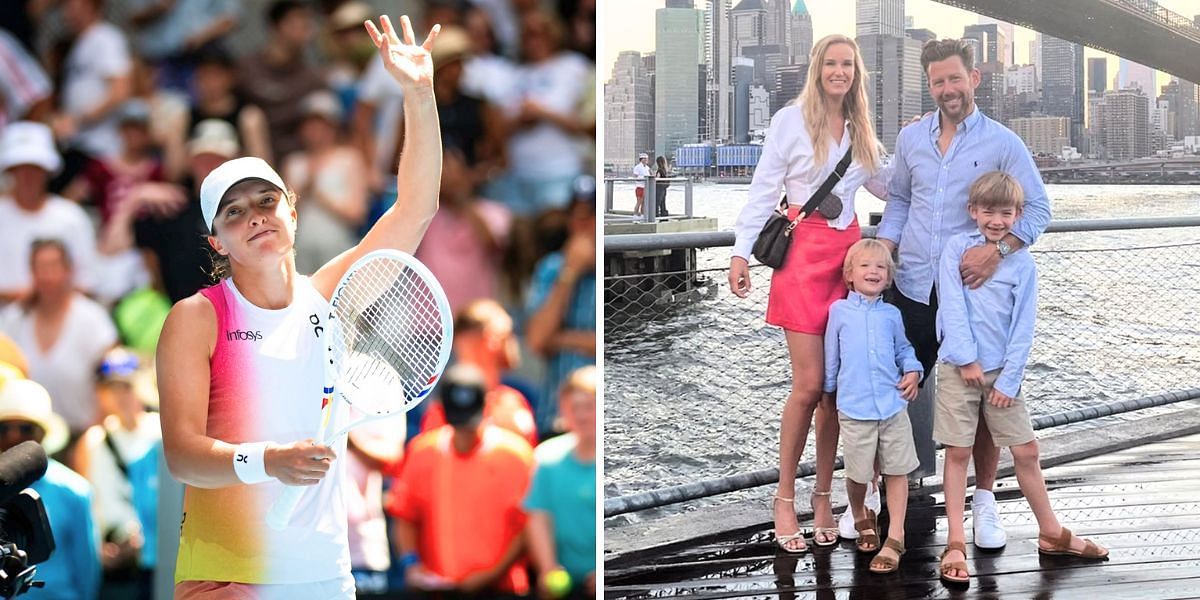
top-left (603, 216), bottom-right (1200, 517)
top-left (604, 177), bottom-right (695, 223)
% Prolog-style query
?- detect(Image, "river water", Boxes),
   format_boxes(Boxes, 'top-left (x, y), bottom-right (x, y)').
top-left (603, 183), bottom-right (1200, 526)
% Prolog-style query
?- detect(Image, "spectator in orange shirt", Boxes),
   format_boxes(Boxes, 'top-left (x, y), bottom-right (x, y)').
top-left (387, 365), bottom-right (535, 597)
top-left (420, 299), bottom-right (537, 446)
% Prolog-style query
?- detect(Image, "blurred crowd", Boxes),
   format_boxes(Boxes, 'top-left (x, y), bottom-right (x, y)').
top-left (0, 0), bottom-right (597, 597)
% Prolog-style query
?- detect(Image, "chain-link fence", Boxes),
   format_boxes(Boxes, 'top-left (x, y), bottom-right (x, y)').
top-left (603, 220), bottom-right (1200, 510)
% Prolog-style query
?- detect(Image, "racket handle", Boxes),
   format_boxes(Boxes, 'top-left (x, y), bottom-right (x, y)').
top-left (266, 486), bottom-right (305, 530)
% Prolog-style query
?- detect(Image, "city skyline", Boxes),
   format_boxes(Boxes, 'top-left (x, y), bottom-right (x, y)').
top-left (602, 0), bottom-right (1200, 96)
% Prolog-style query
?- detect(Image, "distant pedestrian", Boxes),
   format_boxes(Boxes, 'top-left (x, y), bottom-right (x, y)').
top-left (654, 155), bottom-right (670, 218)
top-left (631, 153), bottom-right (650, 215)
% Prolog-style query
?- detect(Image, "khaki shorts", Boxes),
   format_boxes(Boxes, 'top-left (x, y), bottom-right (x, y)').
top-left (838, 409), bottom-right (919, 485)
top-left (933, 362), bottom-right (1036, 448)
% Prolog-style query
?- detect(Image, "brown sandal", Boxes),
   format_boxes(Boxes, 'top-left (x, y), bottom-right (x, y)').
top-left (1037, 526), bottom-right (1109, 559)
top-left (854, 509), bottom-right (879, 552)
top-left (869, 538), bottom-right (905, 574)
top-left (939, 541), bottom-right (970, 585)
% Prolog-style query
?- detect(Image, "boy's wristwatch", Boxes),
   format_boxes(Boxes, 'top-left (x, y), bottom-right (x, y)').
top-left (995, 239), bottom-right (1013, 259)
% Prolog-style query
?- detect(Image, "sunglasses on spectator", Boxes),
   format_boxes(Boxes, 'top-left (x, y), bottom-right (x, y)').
top-left (0, 422), bottom-right (39, 437)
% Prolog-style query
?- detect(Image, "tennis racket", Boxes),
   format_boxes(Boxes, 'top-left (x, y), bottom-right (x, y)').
top-left (265, 249), bottom-right (453, 530)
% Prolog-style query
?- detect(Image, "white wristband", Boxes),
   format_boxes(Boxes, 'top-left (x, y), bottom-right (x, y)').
top-left (233, 442), bottom-right (273, 484)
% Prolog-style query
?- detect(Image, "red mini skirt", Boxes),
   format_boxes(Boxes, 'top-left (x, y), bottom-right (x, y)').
top-left (765, 209), bottom-right (861, 335)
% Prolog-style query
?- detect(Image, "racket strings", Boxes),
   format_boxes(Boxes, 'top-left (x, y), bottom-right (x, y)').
top-left (330, 258), bottom-right (449, 416)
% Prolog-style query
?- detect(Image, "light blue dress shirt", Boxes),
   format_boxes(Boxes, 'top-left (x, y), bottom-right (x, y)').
top-left (936, 231), bottom-right (1038, 398)
top-left (824, 292), bottom-right (924, 420)
top-left (877, 108), bottom-right (1051, 304)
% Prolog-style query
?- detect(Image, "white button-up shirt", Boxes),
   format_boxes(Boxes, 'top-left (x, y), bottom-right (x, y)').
top-left (733, 105), bottom-right (891, 259)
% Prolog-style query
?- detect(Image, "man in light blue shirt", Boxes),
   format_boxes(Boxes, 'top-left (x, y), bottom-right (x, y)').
top-left (876, 38), bottom-right (1052, 553)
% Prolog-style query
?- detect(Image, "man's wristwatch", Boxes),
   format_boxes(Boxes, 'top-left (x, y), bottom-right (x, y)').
top-left (995, 239), bottom-right (1013, 259)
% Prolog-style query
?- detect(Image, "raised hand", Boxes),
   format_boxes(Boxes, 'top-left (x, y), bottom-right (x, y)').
top-left (364, 15), bottom-right (439, 92)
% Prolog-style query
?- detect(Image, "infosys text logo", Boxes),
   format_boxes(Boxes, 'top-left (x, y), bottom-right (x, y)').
top-left (226, 329), bottom-right (264, 342)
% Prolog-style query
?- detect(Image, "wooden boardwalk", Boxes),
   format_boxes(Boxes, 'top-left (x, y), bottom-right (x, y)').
top-left (605, 433), bottom-right (1200, 599)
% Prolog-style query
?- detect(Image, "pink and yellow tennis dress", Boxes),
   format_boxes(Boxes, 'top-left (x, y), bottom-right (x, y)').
top-left (175, 277), bottom-right (354, 599)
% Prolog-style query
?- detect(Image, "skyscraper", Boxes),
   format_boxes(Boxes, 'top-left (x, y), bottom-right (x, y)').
top-left (772, 63), bottom-right (806, 116)
top-left (858, 33), bottom-right (922, 150)
top-left (906, 27), bottom-right (937, 116)
top-left (787, 0), bottom-right (813, 66)
top-left (856, 0), bottom-right (903, 37)
top-left (963, 23), bottom-right (1007, 66)
top-left (1087, 57), bottom-right (1107, 96)
top-left (977, 16), bottom-right (1014, 65)
top-left (1040, 35), bottom-right (1084, 148)
top-left (857, 0), bottom-right (920, 150)
top-left (733, 57), bottom-right (754, 143)
top-left (604, 51), bottom-right (655, 168)
top-left (964, 24), bottom-right (1008, 123)
top-left (655, 1), bottom-right (705, 157)
top-left (705, 0), bottom-right (732, 143)
top-left (1101, 88), bottom-right (1150, 160)
top-left (1160, 77), bottom-right (1200, 140)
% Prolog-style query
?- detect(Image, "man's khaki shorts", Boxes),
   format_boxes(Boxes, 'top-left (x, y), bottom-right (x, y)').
top-left (933, 362), bottom-right (1036, 448)
top-left (838, 409), bottom-right (919, 485)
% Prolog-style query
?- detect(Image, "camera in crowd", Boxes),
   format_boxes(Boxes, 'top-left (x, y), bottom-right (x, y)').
top-left (0, 441), bottom-right (54, 598)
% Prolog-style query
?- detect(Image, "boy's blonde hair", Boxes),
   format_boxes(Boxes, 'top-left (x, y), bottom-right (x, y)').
top-left (842, 239), bottom-right (896, 290)
top-left (968, 171), bottom-right (1025, 211)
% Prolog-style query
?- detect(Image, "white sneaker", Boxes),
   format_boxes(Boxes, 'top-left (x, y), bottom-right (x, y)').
top-left (971, 489), bottom-right (1008, 550)
top-left (838, 506), bottom-right (858, 539)
top-left (837, 482), bottom-right (881, 539)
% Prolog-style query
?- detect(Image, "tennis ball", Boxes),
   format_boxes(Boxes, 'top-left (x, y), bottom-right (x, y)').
top-left (544, 569), bottom-right (571, 598)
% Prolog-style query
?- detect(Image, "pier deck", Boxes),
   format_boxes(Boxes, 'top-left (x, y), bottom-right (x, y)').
top-left (605, 432), bottom-right (1200, 599)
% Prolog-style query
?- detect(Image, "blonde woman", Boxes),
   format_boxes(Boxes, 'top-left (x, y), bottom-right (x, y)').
top-left (729, 35), bottom-right (890, 553)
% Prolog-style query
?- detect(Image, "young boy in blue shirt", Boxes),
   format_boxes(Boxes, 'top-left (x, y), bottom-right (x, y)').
top-left (934, 171), bottom-right (1109, 586)
top-left (823, 238), bottom-right (923, 574)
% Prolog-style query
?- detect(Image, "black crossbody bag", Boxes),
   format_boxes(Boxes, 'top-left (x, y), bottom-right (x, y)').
top-left (751, 145), bottom-right (853, 269)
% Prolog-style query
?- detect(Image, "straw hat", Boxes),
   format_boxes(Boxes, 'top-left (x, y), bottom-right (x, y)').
top-left (0, 379), bottom-right (69, 455)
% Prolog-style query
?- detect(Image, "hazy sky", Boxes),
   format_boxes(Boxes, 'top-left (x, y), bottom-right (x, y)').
top-left (601, 0), bottom-right (1200, 92)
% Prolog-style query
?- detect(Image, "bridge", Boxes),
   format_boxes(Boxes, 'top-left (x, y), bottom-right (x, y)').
top-left (934, 0), bottom-right (1200, 83)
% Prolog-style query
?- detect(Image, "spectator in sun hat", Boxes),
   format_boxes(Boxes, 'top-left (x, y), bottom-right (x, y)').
top-left (128, 119), bottom-right (238, 303)
top-left (77, 347), bottom-right (162, 600)
top-left (0, 377), bottom-right (101, 600)
top-left (428, 24), bottom-right (503, 179)
top-left (0, 122), bottom-right (98, 301)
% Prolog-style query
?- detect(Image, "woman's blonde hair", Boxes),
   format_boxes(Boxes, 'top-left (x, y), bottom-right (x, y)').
top-left (795, 35), bottom-right (882, 173)
top-left (842, 238), bottom-right (896, 290)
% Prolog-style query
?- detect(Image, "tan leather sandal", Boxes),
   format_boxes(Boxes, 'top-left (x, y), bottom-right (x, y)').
top-left (1037, 526), bottom-right (1109, 559)
top-left (939, 541), bottom-right (970, 585)
top-left (869, 538), bottom-right (905, 574)
top-left (854, 509), bottom-right (879, 553)
top-left (810, 490), bottom-right (839, 547)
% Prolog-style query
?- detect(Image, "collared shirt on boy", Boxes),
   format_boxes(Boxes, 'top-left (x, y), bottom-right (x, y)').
top-left (877, 107), bottom-right (1052, 304)
top-left (936, 231), bottom-right (1037, 398)
top-left (823, 291), bottom-right (924, 420)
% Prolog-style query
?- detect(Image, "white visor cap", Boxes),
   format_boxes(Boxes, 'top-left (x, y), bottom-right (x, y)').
top-left (199, 157), bottom-right (287, 232)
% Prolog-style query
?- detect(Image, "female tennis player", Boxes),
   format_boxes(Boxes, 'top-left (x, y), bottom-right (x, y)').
top-left (157, 15), bottom-right (440, 599)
